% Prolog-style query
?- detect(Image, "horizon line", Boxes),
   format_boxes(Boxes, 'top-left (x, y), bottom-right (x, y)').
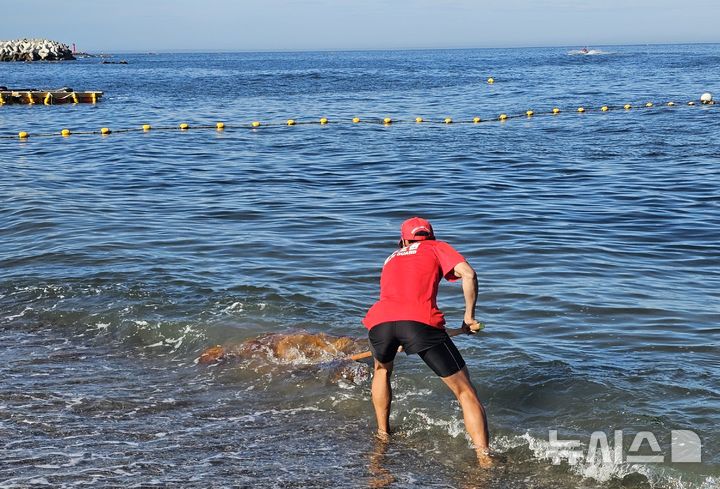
top-left (82, 41), bottom-right (720, 55)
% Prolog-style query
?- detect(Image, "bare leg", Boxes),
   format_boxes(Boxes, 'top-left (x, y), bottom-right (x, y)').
top-left (441, 366), bottom-right (492, 467)
top-left (371, 359), bottom-right (393, 439)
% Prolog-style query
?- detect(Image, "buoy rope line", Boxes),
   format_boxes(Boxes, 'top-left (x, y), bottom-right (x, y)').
top-left (3, 99), bottom-right (717, 140)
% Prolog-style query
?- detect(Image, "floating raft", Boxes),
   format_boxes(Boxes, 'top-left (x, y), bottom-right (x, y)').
top-left (0, 89), bottom-right (103, 105)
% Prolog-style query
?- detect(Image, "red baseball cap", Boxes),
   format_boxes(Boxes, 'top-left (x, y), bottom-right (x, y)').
top-left (400, 217), bottom-right (435, 242)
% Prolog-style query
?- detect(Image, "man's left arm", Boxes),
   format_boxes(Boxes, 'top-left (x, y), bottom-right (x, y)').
top-left (453, 261), bottom-right (479, 329)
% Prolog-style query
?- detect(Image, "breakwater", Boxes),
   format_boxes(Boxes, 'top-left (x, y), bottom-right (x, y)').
top-left (0, 38), bottom-right (74, 61)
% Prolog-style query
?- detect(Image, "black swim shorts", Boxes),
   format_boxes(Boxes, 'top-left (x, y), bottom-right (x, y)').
top-left (368, 320), bottom-right (466, 377)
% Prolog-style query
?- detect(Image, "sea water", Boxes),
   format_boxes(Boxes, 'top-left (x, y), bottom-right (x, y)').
top-left (0, 45), bottom-right (718, 488)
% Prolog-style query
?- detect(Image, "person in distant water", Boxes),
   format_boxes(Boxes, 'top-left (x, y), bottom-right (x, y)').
top-left (581, 47), bottom-right (589, 54)
top-left (363, 217), bottom-right (492, 467)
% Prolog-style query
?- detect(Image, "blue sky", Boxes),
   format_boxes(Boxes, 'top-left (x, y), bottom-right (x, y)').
top-left (4, 0), bottom-right (719, 52)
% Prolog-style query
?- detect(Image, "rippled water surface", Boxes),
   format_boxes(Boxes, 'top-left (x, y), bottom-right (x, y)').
top-left (1, 45), bottom-right (719, 488)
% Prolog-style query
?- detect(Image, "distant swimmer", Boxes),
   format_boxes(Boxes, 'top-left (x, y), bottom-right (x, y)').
top-left (363, 217), bottom-right (492, 467)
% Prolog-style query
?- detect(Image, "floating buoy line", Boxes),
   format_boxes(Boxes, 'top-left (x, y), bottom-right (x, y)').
top-left (3, 96), bottom-right (716, 141)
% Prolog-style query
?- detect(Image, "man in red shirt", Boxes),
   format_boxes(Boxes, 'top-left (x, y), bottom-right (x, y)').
top-left (363, 217), bottom-right (492, 466)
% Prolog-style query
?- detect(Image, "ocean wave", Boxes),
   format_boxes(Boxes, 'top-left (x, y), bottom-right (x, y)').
top-left (567, 49), bottom-right (612, 56)
top-left (491, 432), bottom-right (716, 489)
top-left (0, 280), bottom-right (340, 356)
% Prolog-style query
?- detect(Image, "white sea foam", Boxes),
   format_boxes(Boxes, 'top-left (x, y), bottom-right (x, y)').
top-left (568, 49), bottom-right (610, 56)
top-left (400, 407), bottom-right (467, 440)
top-left (4, 306), bottom-right (32, 320)
top-left (142, 324), bottom-right (203, 353)
top-left (34, 453), bottom-right (84, 469)
top-left (491, 432), bottom-right (714, 489)
top-left (27, 478), bottom-right (51, 486)
top-left (216, 405), bottom-right (326, 424)
top-left (221, 301), bottom-right (244, 313)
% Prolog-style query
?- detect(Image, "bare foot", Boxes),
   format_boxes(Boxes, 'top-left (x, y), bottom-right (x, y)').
top-left (375, 430), bottom-right (391, 443)
top-left (476, 449), bottom-right (495, 469)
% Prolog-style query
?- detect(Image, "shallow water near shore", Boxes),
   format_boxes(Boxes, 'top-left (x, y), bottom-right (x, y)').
top-left (1, 45), bottom-right (719, 488)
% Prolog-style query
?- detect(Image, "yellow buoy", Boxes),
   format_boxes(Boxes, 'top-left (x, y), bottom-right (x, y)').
top-left (415, 117), bottom-right (423, 123)
top-left (499, 114), bottom-right (508, 121)
top-left (473, 117), bottom-right (481, 123)
top-left (319, 118), bottom-right (328, 124)
top-left (552, 108), bottom-right (560, 114)
top-left (352, 117), bottom-right (360, 123)
top-left (61, 128), bottom-right (71, 137)
top-left (444, 117), bottom-right (452, 124)
top-left (287, 119), bottom-right (296, 126)
top-left (383, 117), bottom-right (392, 124)
top-left (18, 131), bottom-right (29, 139)
top-left (142, 124), bottom-right (152, 131)
top-left (624, 104), bottom-right (632, 110)
top-left (251, 121), bottom-right (261, 128)
top-left (667, 102), bottom-right (676, 106)
top-left (487, 77), bottom-right (494, 84)
top-left (526, 110), bottom-right (534, 117)
top-left (577, 107), bottom-right (585, 113)
top-left (179, 123), bottom-right (189, 130)
top-left (601, 106), bottom-right (609, 112)
top-left (100, 127), bottom-right (111, 135)
top-left (645, 102), bottom-right (653, 107)
top-left (216, 122), bottom-right (225, 130)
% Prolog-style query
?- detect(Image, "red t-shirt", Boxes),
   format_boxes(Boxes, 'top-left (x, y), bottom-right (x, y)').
top-left (363, 240), bottom-right (466, 330)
